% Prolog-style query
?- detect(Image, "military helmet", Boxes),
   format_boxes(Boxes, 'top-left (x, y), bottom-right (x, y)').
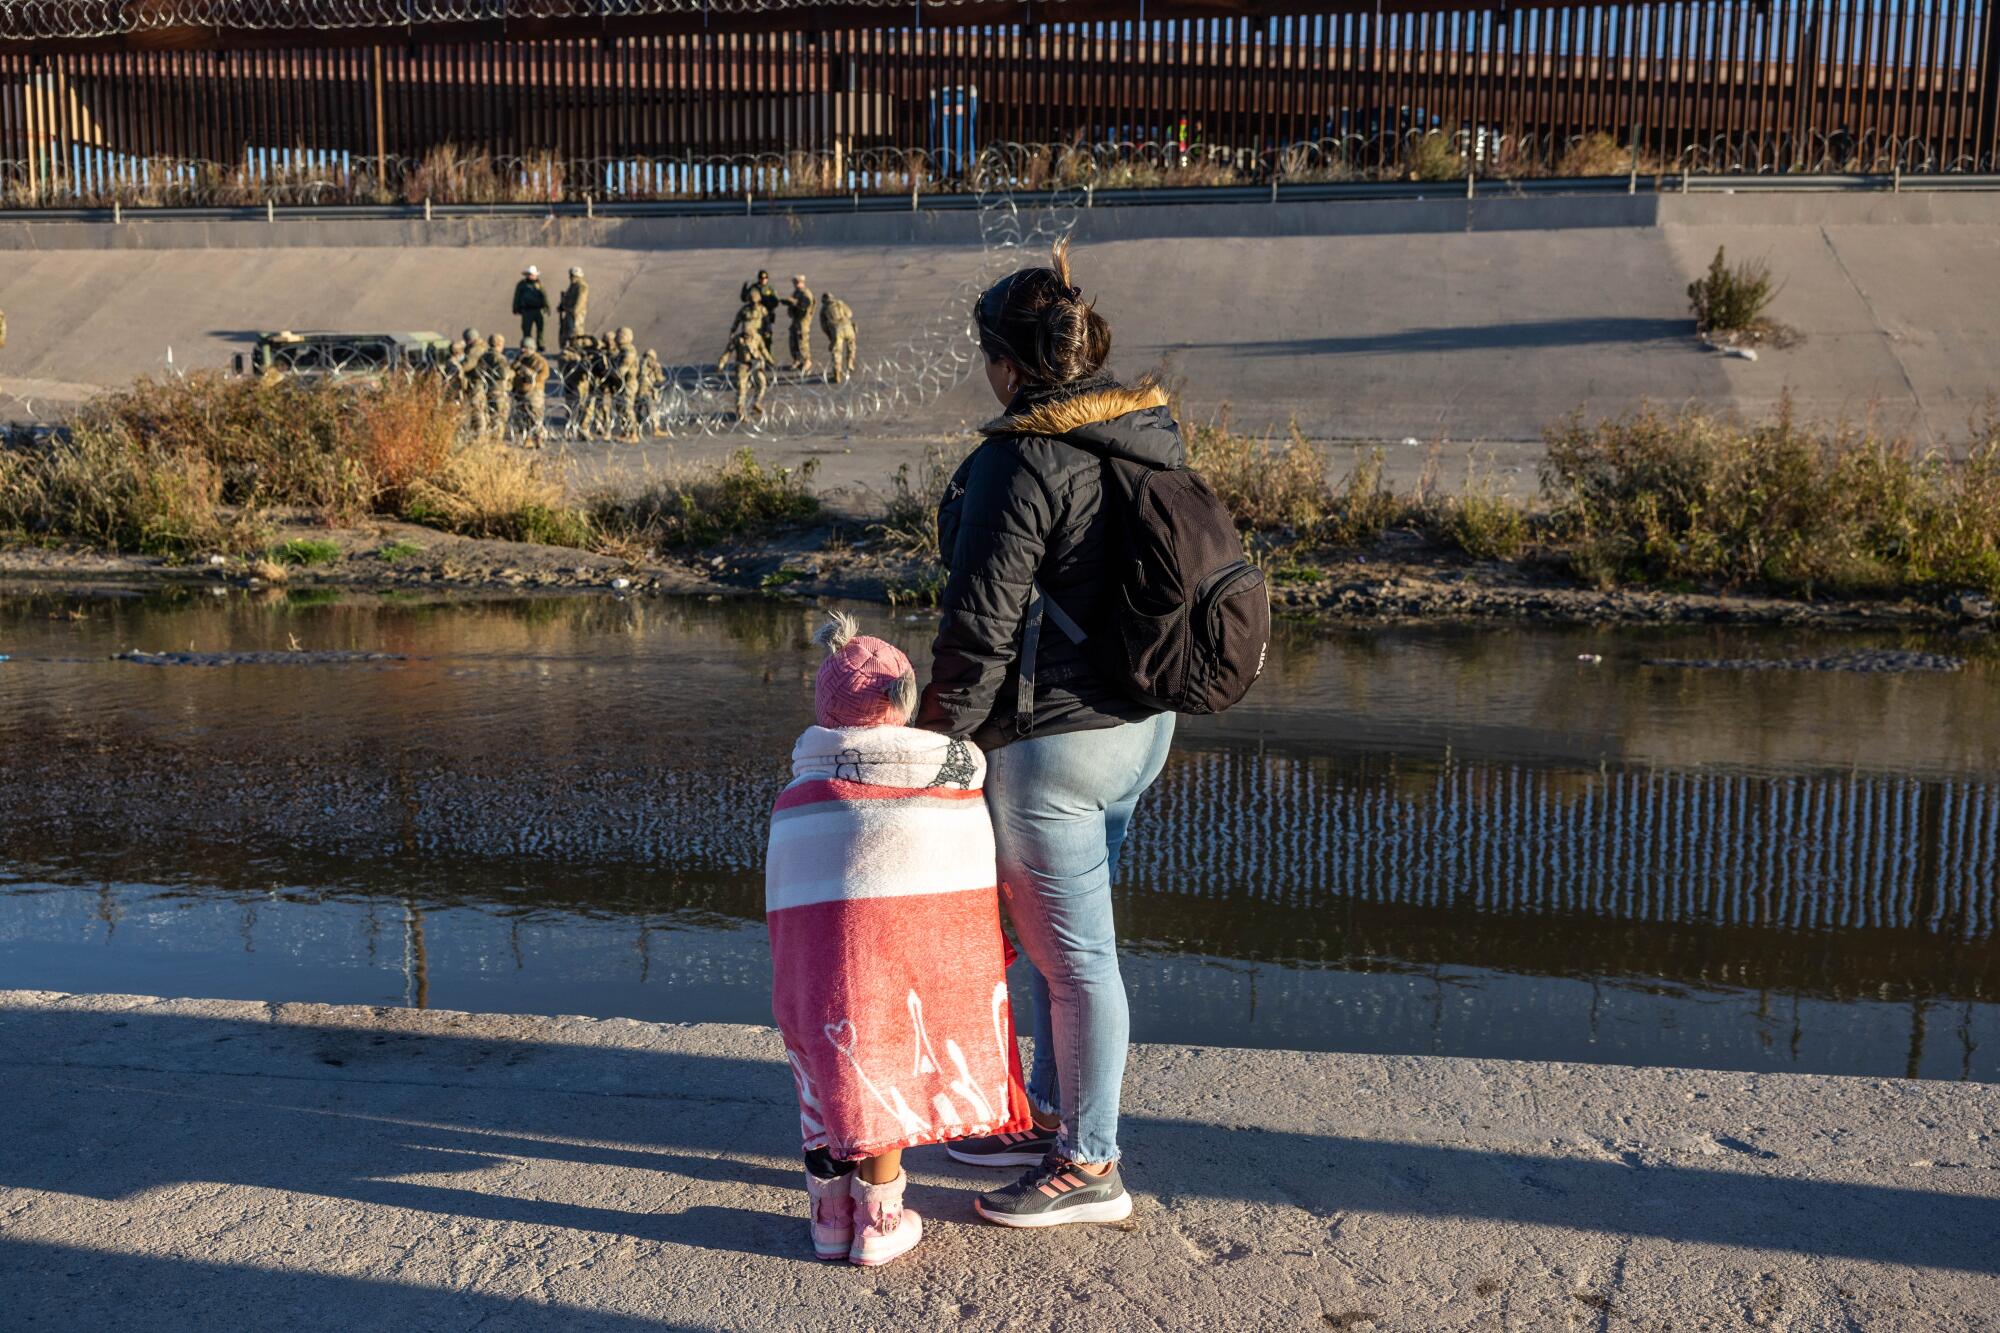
top-left (489, 333), bottom-right (505, 349)
top-left (463, 327), bottom-right (480, 347)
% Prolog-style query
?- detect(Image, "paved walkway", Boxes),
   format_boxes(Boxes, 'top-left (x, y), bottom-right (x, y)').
top-left (2, 990), bottom-right (1996, 1331)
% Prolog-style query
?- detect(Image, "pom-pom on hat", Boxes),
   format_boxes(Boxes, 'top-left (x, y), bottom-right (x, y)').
top-left (813, 611), bottom-right (917, 729)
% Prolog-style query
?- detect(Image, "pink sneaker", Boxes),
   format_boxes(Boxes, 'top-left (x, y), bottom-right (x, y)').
top-left (805, 1169), bottom-right (855, 1261)
top-left (848, 1172), bottom-right (923, 1267)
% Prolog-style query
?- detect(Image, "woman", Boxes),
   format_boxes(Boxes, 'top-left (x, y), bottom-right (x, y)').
top-left (916, 238), bottom-right (1179, 1228)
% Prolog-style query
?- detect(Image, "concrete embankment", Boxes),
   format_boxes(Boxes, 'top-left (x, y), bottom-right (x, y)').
top-left (2, 989), bottom-right (1995, 1330)
top-left (0, 192), bottom-right (1997, 497)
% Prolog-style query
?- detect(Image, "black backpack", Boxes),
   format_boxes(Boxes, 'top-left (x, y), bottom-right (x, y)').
top-left (1019, 453), bottom-right (1270, 731)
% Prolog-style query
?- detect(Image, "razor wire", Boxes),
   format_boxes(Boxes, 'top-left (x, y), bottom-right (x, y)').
top-left (5, 136), bottom-right (1995, 212)
top-left (0, 0), bottom-right (1063, 42)
top-left (631, 151), bottom-right (1086, 440)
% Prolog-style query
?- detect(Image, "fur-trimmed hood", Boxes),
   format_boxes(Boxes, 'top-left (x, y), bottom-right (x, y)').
top-left (979, 379), bottom-right (1183, 469)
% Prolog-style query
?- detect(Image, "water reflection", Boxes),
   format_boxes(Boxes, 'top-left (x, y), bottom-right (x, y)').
top-left (0, 587), bottom-right (1994, 1080)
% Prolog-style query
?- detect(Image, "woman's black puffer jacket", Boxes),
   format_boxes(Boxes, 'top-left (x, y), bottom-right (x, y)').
top-left (916, 375), bottom-right (1181, 751)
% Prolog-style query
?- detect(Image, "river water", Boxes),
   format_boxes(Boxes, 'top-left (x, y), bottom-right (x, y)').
top-left (2, 586), bottom-right (1995, 1081)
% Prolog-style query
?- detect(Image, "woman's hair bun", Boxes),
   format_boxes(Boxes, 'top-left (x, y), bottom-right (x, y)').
top-left (976, 236), bottom-right (1112, 387)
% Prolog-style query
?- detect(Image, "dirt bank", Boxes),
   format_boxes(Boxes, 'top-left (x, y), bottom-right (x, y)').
top-left (3, 515), bottom-right (1996, 634)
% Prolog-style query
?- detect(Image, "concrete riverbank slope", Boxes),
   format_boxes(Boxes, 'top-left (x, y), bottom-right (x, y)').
top-left (0, 193), bottom-right (1997, 467)
top-left (2, 990), bottom-right (1995, 1330)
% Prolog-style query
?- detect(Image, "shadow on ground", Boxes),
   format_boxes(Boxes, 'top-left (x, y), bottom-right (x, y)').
top-left (1192, 316), bottom-right (1695, 358)
top-left (4, 1004), bottom-right (1995, 1276)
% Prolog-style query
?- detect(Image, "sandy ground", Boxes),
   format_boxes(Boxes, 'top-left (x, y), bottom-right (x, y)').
top-left (1, 989), bottom-right (1996, 1331)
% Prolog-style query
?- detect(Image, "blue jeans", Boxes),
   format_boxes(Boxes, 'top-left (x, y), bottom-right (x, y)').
top-left (985, 712), bottom-right (1175, 1164)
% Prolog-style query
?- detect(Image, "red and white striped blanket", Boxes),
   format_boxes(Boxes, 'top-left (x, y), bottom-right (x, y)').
top-left (766, 724), bottom-right (1030, 1160)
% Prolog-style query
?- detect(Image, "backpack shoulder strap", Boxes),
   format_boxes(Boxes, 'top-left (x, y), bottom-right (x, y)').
top-left (1014, 583), bottom-right (1088, 737)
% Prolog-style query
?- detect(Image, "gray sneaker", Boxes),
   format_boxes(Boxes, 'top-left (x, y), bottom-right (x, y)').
top-left (973, 1151), bottom-right (1133, 1228)
top-left (946, 1126), bottom-right (1058, 1169)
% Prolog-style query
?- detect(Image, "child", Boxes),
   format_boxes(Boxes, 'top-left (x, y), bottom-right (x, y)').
top-left (765, 612), bottom-right (1030, 1266)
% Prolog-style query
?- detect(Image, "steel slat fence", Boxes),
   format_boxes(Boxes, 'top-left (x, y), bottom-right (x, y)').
top-left (0, 2), bottom-right (1993, 205)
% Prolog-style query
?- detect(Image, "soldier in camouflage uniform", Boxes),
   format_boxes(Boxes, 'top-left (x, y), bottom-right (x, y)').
top-left (720, 296), bottom-right (776, 372)
top-left (783, 275), bottom-right (815, 374)
top-left (558, 266), bottom-right (588, 349)
top-left (611, 327), bottom-right (642, 443)
top-left (512, 343), bottom-right (551, 447)
top-left (477, 333), bottom-right (511, 437)
top-left (639, 348), bottom-right (666, 436)
top-left (722, 321), bottom-right (770, 423)
top-left (440, 339), bottom-right (469, 419)
top-left (559, 334), bottom-right (599, 440)
top-left (819, 292), bottom-right (857, 384)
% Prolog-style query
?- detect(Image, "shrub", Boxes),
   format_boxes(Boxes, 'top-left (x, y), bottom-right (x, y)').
top-left (1322, 448), bottom-right (1411, 547)
top-left (0, 419), bottom-right (240, 555)
top-left (1430, 480), bottom-right (1530, 560)
top-left (1541, 402), bottom-right (2000, 597)
top-left (1405, 132), bottom-right (1465, 182)
top-left (1687, 246), bottom-right (1778, 336)
top-left (872, 442), bottom-right (968, 559)
top-left (400, 436), bottom-right (592, 548)
top-left (353, 377), bottom-right (460, 509)
top-left (1557, 133), bottom-right (1632, 177)
top-left (590, 449), bottom-right (820, 552)
top-left (1186, 418), bottom-right (1328, 534)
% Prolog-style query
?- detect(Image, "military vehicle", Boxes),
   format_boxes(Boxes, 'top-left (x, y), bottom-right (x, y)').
top-left (234, 331), bottom-right (452, 379)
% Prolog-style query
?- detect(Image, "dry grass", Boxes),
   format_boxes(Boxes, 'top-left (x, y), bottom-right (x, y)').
top-left (1186, 416), bottom-right (1329, 534)
top-left (1543, 401), bottom-right (2000, 596)
top-left (872, 442), bottom-right (969, 559)
top-left (400, 438), bottom-right (591, 548)
top-left (589, 448), bottom-right (821, 552)
top-left (1557, 133), bottom-right (1635, 177)
top-left (1405, 132), bottom-right (1466, 182)
top-left (0, 371), bottom-right (464, 556)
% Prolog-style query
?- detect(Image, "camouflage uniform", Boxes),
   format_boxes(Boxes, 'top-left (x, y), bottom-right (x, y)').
top-left (783, 281), bottom-right (815, 373)
top-left (819, 293), bottom-right (857, 383)
top-left (638, 349), bottom-right (666, 436)
top-left (611, 328), bottom-right (642, 442)
top-left (558, 269), bottom-right (588, 349)
top-left (560, 335), bottom-right (599, 439)
top-left (512, 346), bottom-right (551, 446)
top-left (477, 334), bottom-right (511, 437)
top-left (723, 324), bottom-right (770, 423)
top-left (440, 340), bottom-right (470, 425)
top-left (721, 298), bottom-right (777, 372)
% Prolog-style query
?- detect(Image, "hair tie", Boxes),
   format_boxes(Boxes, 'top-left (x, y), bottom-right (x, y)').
top-left (1063, 284), bottom-right (1082, 301)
